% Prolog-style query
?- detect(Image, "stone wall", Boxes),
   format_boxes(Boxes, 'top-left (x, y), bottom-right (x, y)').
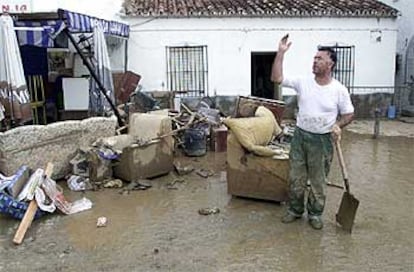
top-left (181, 92), bottom-right (412, 120)
top-left (351, 93), bottom-right (393, 118)
top-left (0, 117), bottom-right (117, 178)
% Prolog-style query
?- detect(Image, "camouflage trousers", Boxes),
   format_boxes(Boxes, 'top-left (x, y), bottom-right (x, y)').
top-left (287, 127), bottom-right (333, 218)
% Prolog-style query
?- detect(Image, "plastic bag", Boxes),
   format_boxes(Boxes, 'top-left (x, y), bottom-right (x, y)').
top-left (16, 168), bottom-right (44, 202)
top-left (34, 187), bottom-right (56, 213)
top-left (42, 177), bottom-right (93, 215)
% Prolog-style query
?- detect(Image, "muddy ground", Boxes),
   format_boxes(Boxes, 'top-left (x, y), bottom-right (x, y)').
top-left (0, 120), bottom-right (413, 272)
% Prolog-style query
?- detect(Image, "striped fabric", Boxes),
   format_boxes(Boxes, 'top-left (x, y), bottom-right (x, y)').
top-left (0, 192), bottom-right (44, 220)
top-left (14, 20), bottom-right (65, 48)
top-left (12, 9), bottom-right (129, 48)
top-left (61, 9), bottom-right (129, 38)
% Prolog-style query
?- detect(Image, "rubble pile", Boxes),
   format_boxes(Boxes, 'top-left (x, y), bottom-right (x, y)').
top-left (0, 94), bottom-right (294, 244)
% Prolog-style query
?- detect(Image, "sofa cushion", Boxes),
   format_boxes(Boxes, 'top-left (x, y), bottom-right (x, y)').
top-left (223, 106), bottom-right (282, 156)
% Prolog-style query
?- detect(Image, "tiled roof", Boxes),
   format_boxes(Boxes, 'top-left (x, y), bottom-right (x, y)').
top-left (122, 0), bottom-right (399, 18)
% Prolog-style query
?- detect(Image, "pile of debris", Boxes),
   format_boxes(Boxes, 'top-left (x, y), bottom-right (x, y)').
top-left (0, 93), bottom-right (295, 243)
top-left (0, 163), bottom-right (92, 244)
top-left (65, 100), bottom-right (226, 193)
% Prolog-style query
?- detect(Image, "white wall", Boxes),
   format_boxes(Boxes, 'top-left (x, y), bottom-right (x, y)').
top-left (379, 0), bottom-right (414, 84)
top-left (18, 1), bottom-right (400, 94)
top-left (380, 0), bottom-right (414, 54)
top-left (126, 17), bottom-right (398, 95)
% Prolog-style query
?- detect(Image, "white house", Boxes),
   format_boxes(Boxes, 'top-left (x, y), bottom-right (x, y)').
top-left (11, 0), bottom-right (400, 98)
top-left (120, 0), bottom-right (399, 97)
top-left (379, 0), bottom-right (414, 86)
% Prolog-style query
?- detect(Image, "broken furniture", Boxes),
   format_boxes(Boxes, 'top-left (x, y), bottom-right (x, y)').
top-left (113, 112), bottom-right (174, 181)
top-left (113, 71), bottom-right (141, 105)
top-left (234, 95), bottom-right (285, 124)
top-left (27, 75), bottom-right (47, 125)
top-left (226, 132), bottom-right (289, 202)
top-left (226, 98), bottom-right (288, 202)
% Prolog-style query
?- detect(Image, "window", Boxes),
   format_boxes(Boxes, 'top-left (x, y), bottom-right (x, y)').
top-left (166, 46), bottom-right (208, 97)
top-left (320, 44), bottom-right (355, 89)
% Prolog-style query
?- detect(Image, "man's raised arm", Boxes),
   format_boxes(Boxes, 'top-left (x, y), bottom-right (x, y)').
top-left (271, 34), bottom-right (291, 84)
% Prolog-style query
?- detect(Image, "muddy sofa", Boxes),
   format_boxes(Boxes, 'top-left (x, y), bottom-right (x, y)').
top-left (226, 132), bottom-right (289, 202)
top-left (113, 112), bottom-right (174, 181)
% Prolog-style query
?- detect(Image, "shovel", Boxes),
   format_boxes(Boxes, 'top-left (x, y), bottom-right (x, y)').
top-left (335, 140), bottom-right (359, 233)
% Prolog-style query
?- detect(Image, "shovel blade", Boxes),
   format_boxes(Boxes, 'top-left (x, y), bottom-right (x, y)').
top-left (336, 191), bottom-right (359, 233)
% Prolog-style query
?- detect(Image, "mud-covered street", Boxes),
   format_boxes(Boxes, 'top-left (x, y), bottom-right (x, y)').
top-left (0, 130), bottom-right (413, 272)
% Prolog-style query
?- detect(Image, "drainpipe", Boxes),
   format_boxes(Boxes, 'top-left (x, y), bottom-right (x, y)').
top-left (62, 27), bottom-right (124, 127)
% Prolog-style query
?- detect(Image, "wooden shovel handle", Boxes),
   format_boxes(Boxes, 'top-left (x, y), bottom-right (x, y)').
top-left (335, 140), bottom-right (350, 193)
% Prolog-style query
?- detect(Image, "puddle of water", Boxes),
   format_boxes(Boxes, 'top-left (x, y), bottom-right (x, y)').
top-left (0, 132), bottom-right (413, 271)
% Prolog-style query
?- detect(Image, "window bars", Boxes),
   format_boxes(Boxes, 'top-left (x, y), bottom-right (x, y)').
top-left (320, 44), bottom-right (355, 89)
top-left (333, 45), bottom-right (355, 89)
top-left (166, 46), bottom-right (208, 97)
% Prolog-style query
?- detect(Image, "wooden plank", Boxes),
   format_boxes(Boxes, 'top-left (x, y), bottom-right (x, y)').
top-left (13, 163), bottom-right (54, 245)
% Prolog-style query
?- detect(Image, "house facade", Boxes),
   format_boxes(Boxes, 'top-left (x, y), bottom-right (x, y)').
top-left (379, 0), bottom-right (414, 86)
top-left (18, 0), bottom-right (399, 98)
top-left (121, 0), bottom-right (399, 97)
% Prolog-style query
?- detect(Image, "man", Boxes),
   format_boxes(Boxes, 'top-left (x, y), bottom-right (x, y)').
top-left (271, 34), bottom-right (354, 230)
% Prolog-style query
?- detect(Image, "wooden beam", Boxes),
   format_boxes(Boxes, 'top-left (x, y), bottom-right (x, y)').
top-left (13, 163), bottom-right (54, 245)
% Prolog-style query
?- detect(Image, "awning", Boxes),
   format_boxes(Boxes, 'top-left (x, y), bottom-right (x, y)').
top-left (6, 9), bottom-right (127, 126)
top-left (12, 9), bottom-right (129, 48)
top-left (14, 20), bottom-right (65, 47)
top-left (60, 9), bottom-right (129, 38)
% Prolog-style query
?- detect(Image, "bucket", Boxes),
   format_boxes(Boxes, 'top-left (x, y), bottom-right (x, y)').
top-left (387, 105), bottom-right (396, 119)
top-left (183, 128), bottom-right (206, 156)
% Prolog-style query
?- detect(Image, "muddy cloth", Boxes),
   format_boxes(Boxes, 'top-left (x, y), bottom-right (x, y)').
top-left (287, 127), bottom-right (333, 218)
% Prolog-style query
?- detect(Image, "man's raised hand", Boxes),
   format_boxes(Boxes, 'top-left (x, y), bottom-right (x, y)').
top-left (279, 34), bottom-right (292, 53)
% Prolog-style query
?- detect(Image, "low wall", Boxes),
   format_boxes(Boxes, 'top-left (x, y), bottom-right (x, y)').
top-left (351, 93), bottom-right (394, 118)
top-left (182, 92), bottom-right (409, 120)
top-left (0, 117), bottom-right (117, 178)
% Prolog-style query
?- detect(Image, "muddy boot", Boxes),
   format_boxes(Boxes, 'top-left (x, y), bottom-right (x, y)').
top-left (281, 212), bottom-right (302, 223)
top-left (308, 217), bottom-right (323, 230)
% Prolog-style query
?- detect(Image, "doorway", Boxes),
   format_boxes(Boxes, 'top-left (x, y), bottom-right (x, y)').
top-left (251, 52), bottom-right (277, 99)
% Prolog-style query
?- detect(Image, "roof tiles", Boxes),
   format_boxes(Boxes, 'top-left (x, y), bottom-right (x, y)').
top-left (122, 0), bottom-right (399, 18)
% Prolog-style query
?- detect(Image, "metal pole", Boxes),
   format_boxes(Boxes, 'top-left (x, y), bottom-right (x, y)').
top-left (62, 27), bottom-right (124, 127)
top-left (373, 107), bottom-right (381, 139)
top-left (124, 39), bottom-right (128, 72)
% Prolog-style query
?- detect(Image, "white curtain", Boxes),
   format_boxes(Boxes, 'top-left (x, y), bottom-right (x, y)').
top-left (89, 21), bottom-right (114, 115)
